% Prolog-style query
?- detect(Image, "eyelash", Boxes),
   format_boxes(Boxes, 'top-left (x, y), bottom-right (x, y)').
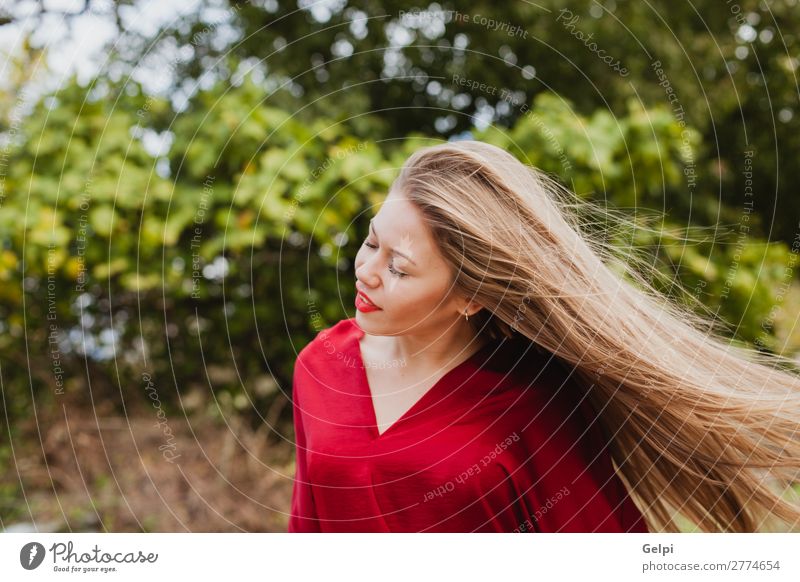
top-left (363, 241), bottom-right (409, 278)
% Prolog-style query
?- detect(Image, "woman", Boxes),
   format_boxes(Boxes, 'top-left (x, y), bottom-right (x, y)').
top-left (288, 140), bottom-right (800, 533)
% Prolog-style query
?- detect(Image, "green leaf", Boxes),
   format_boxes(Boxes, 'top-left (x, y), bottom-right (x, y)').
top-left (89, 206), bottom-right (118, 238)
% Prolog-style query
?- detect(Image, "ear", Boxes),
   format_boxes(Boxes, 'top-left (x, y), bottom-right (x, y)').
top-left (459, 300), bottom-right (484, 318)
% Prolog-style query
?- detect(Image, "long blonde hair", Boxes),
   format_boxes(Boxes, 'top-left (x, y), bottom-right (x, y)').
top-left (391, 139), bottom-right (800, 532)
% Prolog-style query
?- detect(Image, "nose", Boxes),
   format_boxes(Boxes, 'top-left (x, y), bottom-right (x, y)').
top-left (355, 252), bottom-right (381, 288)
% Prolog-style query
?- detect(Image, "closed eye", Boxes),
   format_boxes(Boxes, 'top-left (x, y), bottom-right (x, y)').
top-left (362, 241), bottom-right (409, 278)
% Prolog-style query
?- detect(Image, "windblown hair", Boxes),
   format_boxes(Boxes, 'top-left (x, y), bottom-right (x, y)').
top-left (392, 139), bottom-right (800, 532)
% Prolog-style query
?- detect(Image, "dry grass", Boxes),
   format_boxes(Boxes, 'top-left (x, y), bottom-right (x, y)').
top-left (2, 400), bottom-right (296, 532)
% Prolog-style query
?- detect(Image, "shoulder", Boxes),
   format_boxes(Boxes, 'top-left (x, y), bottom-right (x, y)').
top-left (295, 317), bottom-right (361, 372)
top-left (486, 339), bottom-right (596, 442)
top-left (292, 318), bottom-right (361, 402)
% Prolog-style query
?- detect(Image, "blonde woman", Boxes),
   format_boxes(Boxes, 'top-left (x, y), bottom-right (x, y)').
top-left (288, 139), bottom-right (800, 533)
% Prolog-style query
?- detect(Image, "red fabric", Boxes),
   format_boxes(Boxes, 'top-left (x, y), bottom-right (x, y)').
top-left (288, 318), bottom-right (649, 533)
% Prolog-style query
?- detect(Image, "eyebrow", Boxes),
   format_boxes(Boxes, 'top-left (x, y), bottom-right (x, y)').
top-left (369, 219), bottom-right (418, 266)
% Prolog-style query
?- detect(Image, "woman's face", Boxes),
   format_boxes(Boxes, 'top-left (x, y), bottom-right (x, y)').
top-left (354, 191), bottom-right (468, 336)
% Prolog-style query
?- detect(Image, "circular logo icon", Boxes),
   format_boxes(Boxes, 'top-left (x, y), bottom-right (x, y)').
top-left (20, 542), bottom-right (46, 570)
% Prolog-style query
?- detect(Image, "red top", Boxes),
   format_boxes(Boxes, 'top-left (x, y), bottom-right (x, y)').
top-left (288, 318), bottom-right (649, 533)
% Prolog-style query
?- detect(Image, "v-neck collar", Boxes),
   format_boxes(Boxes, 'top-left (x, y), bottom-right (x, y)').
top-left (351, 322), bottom-right (496, 440)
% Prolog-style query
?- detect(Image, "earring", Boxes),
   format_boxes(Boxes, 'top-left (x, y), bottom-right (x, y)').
top-left (464, 311), bottom-right (470, 322)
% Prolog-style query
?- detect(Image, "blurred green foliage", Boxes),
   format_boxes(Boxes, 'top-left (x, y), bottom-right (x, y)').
top-left (128, 0), bottom-right (800, 243)
top-left (1, 63), bottom-right (798, 438)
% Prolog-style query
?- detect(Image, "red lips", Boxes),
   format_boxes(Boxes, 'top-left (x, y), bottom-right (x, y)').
top-left (355, 286), bottom-right (381, 312)
top-left (355, 285), bottom-right (379, 305)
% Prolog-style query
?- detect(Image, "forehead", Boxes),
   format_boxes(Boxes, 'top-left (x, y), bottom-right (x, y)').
top-left (372, 192), bottom-right (439, 265)
top-left (374, 192), bottom-right (424, 235)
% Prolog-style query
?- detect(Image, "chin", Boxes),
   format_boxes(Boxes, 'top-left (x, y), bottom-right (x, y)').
top-left (355, 310), bottom-right (377, 323)
top-left (355, 311), bottom-right (394, 334)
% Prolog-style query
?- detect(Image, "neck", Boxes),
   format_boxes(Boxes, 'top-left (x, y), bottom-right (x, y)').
top-left (377, 321), bottom-right (488, 368)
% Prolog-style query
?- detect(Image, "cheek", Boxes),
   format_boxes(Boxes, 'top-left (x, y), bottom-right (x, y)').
top-left (386, 276), bottom-right (449, 315)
